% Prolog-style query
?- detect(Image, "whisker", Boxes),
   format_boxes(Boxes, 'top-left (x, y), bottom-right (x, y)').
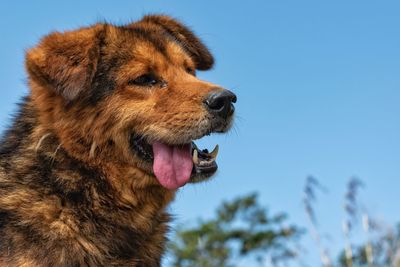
top-left (90, 141), bottom-right (97, 158)
top-left (35, 133), bottom-right (51, 152)
top-left (50, 144), bottom-right (62, 165)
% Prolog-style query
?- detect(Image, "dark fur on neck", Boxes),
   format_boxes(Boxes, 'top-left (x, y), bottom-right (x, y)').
top-left (0, 97), bottom-right (172, 267)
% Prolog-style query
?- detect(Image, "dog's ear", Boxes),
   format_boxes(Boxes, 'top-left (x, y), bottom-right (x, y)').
top-left (140, 15), bottom-right (214, 70)
top-left (26, 25), bottom-right (104, 101)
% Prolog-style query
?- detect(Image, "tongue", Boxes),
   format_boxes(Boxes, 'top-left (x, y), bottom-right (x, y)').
top-left (152, 141), bottom-right (193, 190)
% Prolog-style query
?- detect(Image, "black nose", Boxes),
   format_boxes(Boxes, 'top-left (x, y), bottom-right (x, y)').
top-left (204, 89), bottom-right (237, 119)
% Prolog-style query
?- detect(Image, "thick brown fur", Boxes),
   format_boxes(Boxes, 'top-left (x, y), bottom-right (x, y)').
top-left (0, 15), bottom-right (232, 266)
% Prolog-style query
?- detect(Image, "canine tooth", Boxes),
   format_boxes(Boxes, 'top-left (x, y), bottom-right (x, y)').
top-left (209, 144), bottom-right (219, 159)
top-left (193, 149), bottom-right (199, 164)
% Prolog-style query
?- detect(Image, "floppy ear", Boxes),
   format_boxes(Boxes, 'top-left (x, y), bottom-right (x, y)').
top-left (140, 15), bottom-right (214, 70)
top-left (26, 24), bottom-right (104, 101)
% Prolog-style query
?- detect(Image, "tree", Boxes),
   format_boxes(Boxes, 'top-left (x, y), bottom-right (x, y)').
top-left (168, 193), bottom-right (303, 267)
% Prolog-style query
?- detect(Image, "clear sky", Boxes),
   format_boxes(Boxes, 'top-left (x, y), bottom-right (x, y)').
top-left (0, 1), bottom-right (399, 266)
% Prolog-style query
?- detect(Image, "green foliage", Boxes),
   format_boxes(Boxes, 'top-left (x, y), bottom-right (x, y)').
top-left (168, 193), bottom-right (303, 267)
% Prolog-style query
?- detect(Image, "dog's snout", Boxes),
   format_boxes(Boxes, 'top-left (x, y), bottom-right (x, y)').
top-left (204, 89), bottom-right (237, 119)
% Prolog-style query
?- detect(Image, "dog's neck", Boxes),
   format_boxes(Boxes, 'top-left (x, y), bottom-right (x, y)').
top-left (0, 96), bottom-right (175, 265)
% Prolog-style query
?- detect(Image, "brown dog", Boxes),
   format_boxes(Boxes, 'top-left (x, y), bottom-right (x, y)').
top-left (0, 15), bottom-right (236, 266)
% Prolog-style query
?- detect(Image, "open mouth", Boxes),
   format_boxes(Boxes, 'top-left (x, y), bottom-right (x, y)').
top-left (130, 134), bottom-right (219, 190)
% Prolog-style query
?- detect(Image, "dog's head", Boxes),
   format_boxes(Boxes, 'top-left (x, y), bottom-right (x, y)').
top-left (26, 15), bottom-right (236, 190)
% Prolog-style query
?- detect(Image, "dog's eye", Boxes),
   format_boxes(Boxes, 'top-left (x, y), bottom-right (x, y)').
top-left (129, 74), bottom-right (158, 86)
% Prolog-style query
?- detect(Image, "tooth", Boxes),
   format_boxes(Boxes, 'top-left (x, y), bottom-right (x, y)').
top-left (193, 149), bottom-right (199, 164)
top-left (209, 144), bottom-right (219, 159)
top-left (198, 158), bottom-right (216, 166)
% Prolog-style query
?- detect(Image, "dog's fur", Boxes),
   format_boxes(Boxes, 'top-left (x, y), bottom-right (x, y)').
top-left (0, 15), bottom-right (234, 266)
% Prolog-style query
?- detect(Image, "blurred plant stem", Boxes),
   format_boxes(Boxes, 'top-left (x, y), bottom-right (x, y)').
top-left (343, 220), bottom-right (353, 267)
top-left (342, 177), bottom-right (364, 267)
top-left (303, 176), bottom-right (333, 267)
top-left (362, 214), bottom-right (374, 267)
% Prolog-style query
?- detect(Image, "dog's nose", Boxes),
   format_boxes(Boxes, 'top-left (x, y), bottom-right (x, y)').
top-left (204, 89), bottom-right (237, 119)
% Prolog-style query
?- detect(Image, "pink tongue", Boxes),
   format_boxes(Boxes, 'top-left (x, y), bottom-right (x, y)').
top-left (152, 141), bottom-right (193, 190)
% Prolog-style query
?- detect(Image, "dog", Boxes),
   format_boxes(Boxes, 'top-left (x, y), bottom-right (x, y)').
top-left (0, 15), bottom-right (236, 266)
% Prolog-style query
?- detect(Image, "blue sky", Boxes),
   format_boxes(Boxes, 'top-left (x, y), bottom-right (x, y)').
top-left (1, 1), bottom-right (399, 266)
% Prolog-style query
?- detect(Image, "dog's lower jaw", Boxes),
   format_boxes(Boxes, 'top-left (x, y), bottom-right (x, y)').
top-left (104, 160), bottom-right (177, 203)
